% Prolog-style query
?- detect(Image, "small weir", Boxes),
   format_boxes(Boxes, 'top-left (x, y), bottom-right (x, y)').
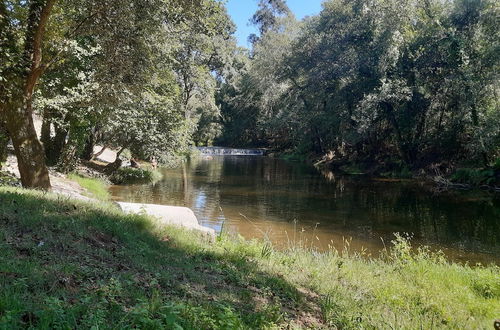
top-left (197, 147), bottom-right (265, 156)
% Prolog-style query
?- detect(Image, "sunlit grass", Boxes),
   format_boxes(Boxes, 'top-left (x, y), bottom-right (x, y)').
top-left (68, 173), bottom-right (110, 201)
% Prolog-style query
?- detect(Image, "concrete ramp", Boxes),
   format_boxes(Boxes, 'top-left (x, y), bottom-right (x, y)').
top-left (117, 202), bottom-right (215, 236)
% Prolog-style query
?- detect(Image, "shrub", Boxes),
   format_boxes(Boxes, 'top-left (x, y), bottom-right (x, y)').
top-left (110, 167), bottom-right (162, 184)
top-left (0, 172), bottom-right (20, 187)
top-left (451, 168), bottom-right (496, 185)
top-left (493, 158), bottom-right (500, 171)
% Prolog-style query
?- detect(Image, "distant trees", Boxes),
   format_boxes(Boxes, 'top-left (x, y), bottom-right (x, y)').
top-left (218, 0), bottom-right (500, 172)
top-left (249, 0), bottom-right (291, 43)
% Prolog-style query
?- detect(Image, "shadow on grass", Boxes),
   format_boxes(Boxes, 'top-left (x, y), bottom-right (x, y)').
top-left (0, 188), bottom-right (323, 329)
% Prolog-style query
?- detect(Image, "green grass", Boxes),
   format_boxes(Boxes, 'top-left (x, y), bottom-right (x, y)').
top-left (68, 174), bottom-right (110, 201)
top-left (0, 187), bottom-right (499, 329)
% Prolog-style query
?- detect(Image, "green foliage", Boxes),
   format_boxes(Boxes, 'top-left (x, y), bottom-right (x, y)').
top-left (68, 174), bottom-right (110, 201)
top-left (250, 0), bottom-right (291, 40)
top-left (281, 152), bottom-right (307, 162)
top-left (0, 172), bottom-right (20, 187)
top-left (493, 158), bottom-right (500, 171)
top-left (451, 168), bottom-right (496, 185)
top-left (110, 167), bottom-right (163, 185)
top-left (0, 187), bottom-right (499, 329)
top-left (2, 0), bottom-right (237, 178)
top-left (218, 0), bottom-right (500, 171)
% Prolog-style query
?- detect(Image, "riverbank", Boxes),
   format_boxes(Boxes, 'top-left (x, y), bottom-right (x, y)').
top-left (1, 146), bottom-right (160, 198)
top-left (0, 186), bottom-right (498, 329)
top-left (1, 154), bottom-right (99, 201)
top-left (276, 150), bottom-right (500, 192)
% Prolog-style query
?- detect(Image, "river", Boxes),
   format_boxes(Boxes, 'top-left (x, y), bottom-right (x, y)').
top-left (109, 154), bottom-right (500, 265)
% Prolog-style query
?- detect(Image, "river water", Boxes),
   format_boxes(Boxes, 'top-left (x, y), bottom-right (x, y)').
top-left (109, 155), bottom-right (500, 265)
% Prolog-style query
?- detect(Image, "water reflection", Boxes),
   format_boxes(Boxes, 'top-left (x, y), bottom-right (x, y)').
top-left (109, 156), bottom-right (500, 264)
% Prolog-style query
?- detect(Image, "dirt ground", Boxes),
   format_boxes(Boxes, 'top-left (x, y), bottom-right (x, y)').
top-left (3, 153), bottom-right (94, 201)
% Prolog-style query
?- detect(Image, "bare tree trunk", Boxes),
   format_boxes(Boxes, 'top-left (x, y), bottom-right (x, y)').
top-left (57, 134), bottom-right (80, 173)
top-left (81, 128), bottom-right (95, 161)
top-left (50, 124), bottom-right (68, 164)
top-left (40, 109), bottom-right (52, 148)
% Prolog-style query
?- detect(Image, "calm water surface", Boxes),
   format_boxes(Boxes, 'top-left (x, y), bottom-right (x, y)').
top-left (109, 156), bottom-right (500, 264)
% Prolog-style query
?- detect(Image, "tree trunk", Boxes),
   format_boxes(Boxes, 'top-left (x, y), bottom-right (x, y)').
top-left (4, 103), bottom-right (51, 189)
top-left (381, 102), bottom-right (412, 166)
top-left (81, 129), bottom-right (95, 161)
top-left (0, 121), bottom-right (9, 166)
top-left (40, 108), bottom-right (57, 164)
top-left (40, 109), bottom-right (51, 148)
top-left (57, 124), bottom-right (86, 173)
top-left (40, 110), bottom-right (69, 165)
top-left (50, 124), bottom-right (68, 164)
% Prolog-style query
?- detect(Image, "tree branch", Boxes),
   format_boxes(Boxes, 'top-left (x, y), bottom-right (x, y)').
top-left (24, 0), bottom-right (56, 98)
top-left (41, 11), bottom-right (99, 72)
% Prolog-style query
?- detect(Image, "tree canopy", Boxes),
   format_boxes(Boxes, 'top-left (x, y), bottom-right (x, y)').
top-left (218, 0), bottom-right (500, 174)
top-left (1, 0), bottom-right (236, 187)
top-left (1, 0), bottom-right (499, 188)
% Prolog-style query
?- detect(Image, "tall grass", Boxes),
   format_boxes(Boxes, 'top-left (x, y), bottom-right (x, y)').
top-left (214, 232), bottom-right (500, 329)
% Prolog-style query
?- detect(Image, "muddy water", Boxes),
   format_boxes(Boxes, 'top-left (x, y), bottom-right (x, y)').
top-left (109, 156), bottom-right (500, 265)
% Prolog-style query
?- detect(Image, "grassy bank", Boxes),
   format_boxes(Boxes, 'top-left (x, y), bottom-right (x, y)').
top-left (0, 187), bottom-right (498, 329)
top-left (68, 174), bottom-right (110, 201)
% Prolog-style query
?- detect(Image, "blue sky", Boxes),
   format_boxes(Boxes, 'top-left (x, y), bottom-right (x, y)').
top-left (225, 0), bottom-right (324, 47)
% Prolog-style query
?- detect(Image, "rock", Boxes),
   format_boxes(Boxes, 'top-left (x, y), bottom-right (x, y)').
top-left (117, 202), bottom-right (216, 236)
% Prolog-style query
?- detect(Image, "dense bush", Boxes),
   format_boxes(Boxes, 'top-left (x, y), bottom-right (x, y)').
top-left (451, 168), bottom-right (497, 186)
top-left (0, 172), bottom-right (20, 187)
top-left (110, 167), bottom-right (163, 184)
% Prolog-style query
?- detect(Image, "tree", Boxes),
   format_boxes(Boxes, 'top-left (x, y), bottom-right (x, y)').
top-left (0, 121), bottom-right (8, 166)
top-left (1, 0), bottom-right (224, 187)
top-left (249, 0), bottom-right (291, 43)
top-left (1, 0), bottom-right (56, 189)
top-left (217, 0), bottom-right (499, 172)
